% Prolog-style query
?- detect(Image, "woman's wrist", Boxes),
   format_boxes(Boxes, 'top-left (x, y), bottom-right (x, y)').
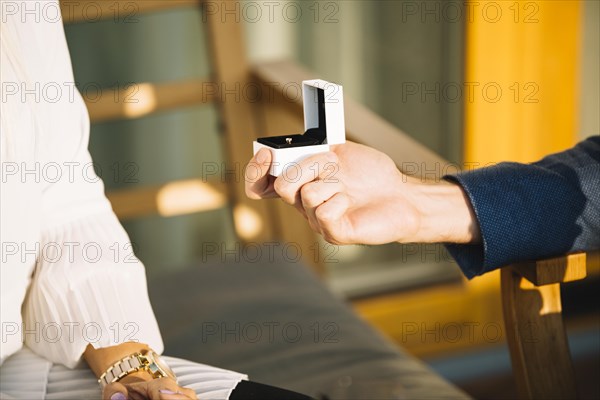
top-left (118, 369), bottom-right (155, 384)
top-left (408, 179), bottom-right (481, 244)
top-left (84, 342), bottom-right (151, 380)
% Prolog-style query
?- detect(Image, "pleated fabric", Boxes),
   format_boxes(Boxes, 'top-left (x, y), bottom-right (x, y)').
top-left (0, 348), bottom-right (247, 400)
top-left (22, 211), bottom-right (165, 368)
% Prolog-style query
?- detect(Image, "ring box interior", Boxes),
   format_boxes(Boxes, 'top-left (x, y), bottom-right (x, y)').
top-left (253, 79), bottom-right (345, 176)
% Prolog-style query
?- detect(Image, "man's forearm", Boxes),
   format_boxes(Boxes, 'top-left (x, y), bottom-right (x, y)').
top-left (444, 136), bottom-right (600, 278)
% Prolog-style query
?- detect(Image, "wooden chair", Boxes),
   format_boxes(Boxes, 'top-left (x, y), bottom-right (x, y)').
top-left (501, 252), bottom-right (591, 399)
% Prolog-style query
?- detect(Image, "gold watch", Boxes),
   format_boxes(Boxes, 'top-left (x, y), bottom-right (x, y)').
top-left (98, 349), bottom-right (176, 388)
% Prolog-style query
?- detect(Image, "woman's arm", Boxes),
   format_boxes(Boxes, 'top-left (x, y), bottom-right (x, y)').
top-left (84, 342), bottom-right (152, 382)
top-left (84, 342), bottom-right (197, 400)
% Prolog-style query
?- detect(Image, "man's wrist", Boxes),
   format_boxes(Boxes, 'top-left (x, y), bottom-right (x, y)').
top-left (409, 180), bottom-right (481, 244)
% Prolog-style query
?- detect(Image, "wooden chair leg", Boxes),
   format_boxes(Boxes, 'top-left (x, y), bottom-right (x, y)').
top-left (501, 253), bottom-right (587, 400)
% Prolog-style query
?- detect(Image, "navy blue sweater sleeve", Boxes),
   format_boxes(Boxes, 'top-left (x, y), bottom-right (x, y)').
top-left (444, 136), bottom-right (600, 279)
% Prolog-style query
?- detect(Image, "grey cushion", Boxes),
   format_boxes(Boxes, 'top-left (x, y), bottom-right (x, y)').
top-left (148, 251), bottom-right (469, 399)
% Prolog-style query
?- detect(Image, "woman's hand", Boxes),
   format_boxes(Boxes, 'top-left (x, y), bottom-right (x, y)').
top-left (84, 343), bottom-right (197, 400)
top-left (103, 376), bottom-right (197, 400)
top-left (245, 141), bottom-right (480, 245)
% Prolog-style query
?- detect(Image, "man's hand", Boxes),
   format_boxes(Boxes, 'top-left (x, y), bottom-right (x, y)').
top-left (245, 141), bottom-right (480, 245)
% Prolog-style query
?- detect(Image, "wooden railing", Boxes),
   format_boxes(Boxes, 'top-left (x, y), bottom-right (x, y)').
top-left (60, 0), bottom-right (200, 24)
top-left (85, 79), bottom-right (214, 123)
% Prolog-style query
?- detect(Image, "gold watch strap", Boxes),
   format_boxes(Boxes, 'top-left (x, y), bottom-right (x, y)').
top-left (98, 353), bottom-right (143, 388)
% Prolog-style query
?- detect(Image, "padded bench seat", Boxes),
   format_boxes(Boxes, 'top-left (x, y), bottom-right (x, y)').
top-left (148, 251), bottom-right (470, 399)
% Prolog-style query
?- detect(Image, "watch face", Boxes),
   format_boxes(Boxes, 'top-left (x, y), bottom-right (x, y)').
top-left (148, 351), bottom-right (176, 381)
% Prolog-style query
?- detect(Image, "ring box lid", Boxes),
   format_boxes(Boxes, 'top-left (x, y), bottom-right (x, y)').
top-left (302, 79), bottom-right (345, 145)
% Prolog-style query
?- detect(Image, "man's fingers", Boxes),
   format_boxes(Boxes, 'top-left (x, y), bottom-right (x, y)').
top-left (315, 192), bottom-right (353, 244)
top-left (245, 148), bottom-right (278, 199)
top-left (301, 180), bottom-right (345, 234)
top-left (274, 152), bottom-right (339, 205)
top-left (301, 180), bottom-right (344, 209)
top-left (103, 382), bottom-right (128, 400)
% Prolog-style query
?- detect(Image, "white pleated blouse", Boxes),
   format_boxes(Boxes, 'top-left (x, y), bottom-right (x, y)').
top-left (0, 1), bottom-right (163, 367)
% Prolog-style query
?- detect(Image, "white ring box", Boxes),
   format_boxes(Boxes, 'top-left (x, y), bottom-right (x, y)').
top-left (253, 79), bottom-right (345, 177)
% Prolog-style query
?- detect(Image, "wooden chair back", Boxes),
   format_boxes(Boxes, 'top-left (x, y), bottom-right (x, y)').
top-left (501, 253), bottom-right (588, 399)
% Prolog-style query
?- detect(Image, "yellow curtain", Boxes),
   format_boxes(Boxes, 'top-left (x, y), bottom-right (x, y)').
top-left (464, 0), bottom-right (582, 164)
